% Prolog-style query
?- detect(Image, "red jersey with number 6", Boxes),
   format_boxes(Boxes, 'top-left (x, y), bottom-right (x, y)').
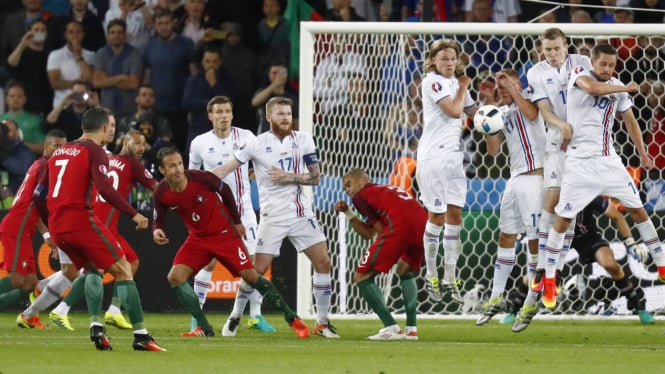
top-left (45, 140), bottom-right (137, 234)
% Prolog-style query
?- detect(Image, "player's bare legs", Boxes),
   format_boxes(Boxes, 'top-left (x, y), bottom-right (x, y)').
top-left (356, 260), bottom-right (418, 340)
top-left (168, 263), bottom-right (215, 337)
top-left (0, 272), bottom-right (37, 310)
top-left (236, 267), bottom-right (307, 338)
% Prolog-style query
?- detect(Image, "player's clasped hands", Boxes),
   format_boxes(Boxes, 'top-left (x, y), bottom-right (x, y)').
top-left (153, 228), bottom-right (170, 245)
top-left (132, 212), bottom-right (149, 230)
top-left (334, 200), bottom-right (349, 213)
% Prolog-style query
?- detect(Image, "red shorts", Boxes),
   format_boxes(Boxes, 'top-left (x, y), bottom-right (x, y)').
top-left (173, 233), bottom-right (253, 276)
top-left (0, 231), bottom-right (36, 275)
top-left (112, 229), bottom-right (138, 263)
top-left (52, 225), bottom-right (125, 271)
top-left (356, 220), bottom-right (425, 274)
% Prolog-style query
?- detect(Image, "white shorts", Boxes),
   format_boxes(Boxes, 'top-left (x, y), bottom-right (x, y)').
top-left (556, 155), bottom-right (643, 219)
top-left (241, 210), bottom-right (258, 255)
top-left (58, 248), bottom-right (72, 265)
top-left (543, 149), bottom-right (565, 189)
top-left (416, 152), bottom-right (467, 213)
top-left (255, 215), bottom-right (327, 256)
top-left (499, 174), bottom-right (544, 239)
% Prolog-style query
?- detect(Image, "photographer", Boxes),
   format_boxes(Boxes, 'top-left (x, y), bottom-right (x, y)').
top-left (0, 119), bottom-right (36, 195)
top-left (46, 80), bottom-right (100, 141)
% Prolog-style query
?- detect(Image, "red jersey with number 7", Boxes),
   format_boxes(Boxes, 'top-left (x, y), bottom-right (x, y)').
top-left (44, 139), bottom-right (138, 234)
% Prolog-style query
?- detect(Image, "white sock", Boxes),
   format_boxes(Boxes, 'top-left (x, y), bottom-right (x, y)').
top-left (193, 269), bottom-right (213, 307)
top-left (423, 221), bottom-right (442, 279)
top-left (443, 224), bottom-right (462, 284)
top-left (230, 279), bottom-right (252, 319)
top-left (545, 228), bottom-right (565, 278)
top-left (107, 304), bottom-right (122, 316)
top-left (526, 252), bottom-right (538, 286)
top-left (248, 289), bottom-right (263, 319)
top-left (537, 211), bottom-right (553, 269)
top-left (312, 272), bottom-right (331, 325)
top-left (636, 220), bottom-right (665, 266)
top-left (54, 301), bottom-right (71, 316)
top-left (490, 246), bottom-right (515, 299)
top-left (38, 271), bottom-right (62, 292)
top-left (25, 273), bottom-right (72, 318)
top-left (556, 230), bottom-right (574, 271)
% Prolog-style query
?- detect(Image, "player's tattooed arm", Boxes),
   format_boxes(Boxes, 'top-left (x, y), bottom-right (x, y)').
top-left (270, 163), bottom-right (321, 186)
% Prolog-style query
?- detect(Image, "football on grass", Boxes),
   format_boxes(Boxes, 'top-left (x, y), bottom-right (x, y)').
top-left (473, 105), bottom-right (505, 135)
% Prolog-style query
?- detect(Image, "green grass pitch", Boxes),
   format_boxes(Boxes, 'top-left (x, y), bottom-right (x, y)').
top-left (0, 312), bottom-right (662, 373)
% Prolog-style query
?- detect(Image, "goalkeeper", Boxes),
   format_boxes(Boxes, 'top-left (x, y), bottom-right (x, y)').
top-left (512, 195), bottom-right (655, 332)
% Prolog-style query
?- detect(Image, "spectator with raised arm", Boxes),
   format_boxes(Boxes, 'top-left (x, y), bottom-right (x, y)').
top-left (182, 48), bottom-right (236, 145)
top-left (251, 60), bottom-right (298, 134)
top-left (6, 19), bottom-right (54, 116)
top-left (46, 20), bottom-right (94, 107)
top-left (104, 0), bottom-right (154, 52)
top-left (46, 80), bottom-right (100, 140)
top-left (0, 0), bottom-right (53, 69)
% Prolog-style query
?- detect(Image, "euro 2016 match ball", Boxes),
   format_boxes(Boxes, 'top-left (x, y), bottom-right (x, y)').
top-left (473, 104), bottom-right (505, 135)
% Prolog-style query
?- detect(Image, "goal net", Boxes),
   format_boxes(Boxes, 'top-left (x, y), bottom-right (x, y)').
top-left (296, 22), bottom-right (665, 320)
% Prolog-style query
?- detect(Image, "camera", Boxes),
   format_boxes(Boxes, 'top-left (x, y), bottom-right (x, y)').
top-left (71, 92), bottom-right (89, 102)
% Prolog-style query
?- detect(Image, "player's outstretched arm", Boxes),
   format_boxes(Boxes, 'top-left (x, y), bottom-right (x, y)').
top-left (619, 108), bottom-right (654, 169)
top-left (536, 99), bottom-right (572, 150)
top-left (210, 158), bottom-right (241, 180)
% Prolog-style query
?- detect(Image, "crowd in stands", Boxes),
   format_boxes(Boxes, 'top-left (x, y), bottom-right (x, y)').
top-left (0, 0), bottom-right (664, 203)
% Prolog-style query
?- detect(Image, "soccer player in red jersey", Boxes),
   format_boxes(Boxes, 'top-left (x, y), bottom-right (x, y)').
top-left (152, 147), bottom-right (310, 338)
top-left (0, 130), bottom-right (67, 321)
top-left (30, 108), bottom-right (164, 352)
top-left (48, 129), bottom-right (157, 331)
top-left (334, 169), bottom-right (427, 340)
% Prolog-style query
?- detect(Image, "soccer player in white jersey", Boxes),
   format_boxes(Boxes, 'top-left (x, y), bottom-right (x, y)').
top-left (542, 43), bottom-right (665, 309)
top-left (418, 39), bottom-right (478, 303)
top-left (472, 70), bottom-right (547, 327)
top-left (186, 96), bottom-right (275, 336)
top-left (211, 96), bottom-right (339, 339)
top-left (526, 28), bottom-right (593, 300)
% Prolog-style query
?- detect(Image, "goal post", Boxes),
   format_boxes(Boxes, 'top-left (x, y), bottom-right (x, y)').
top-left (296, 21), bottom-right (665, 320)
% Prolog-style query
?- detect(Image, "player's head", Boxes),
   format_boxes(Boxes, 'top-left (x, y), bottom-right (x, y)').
top-left (496, 69), bottom-right (521, 105)
top-left (101, 107), bottom-right (116, 146)
top-left (122, 129), bottom-right (147, 160)
top-left (82, 107), bottom-right (111, 135)
top-left (266, 96), bottom-right (293, 138)
top-left (342, 168), bottom-right (371, 198)
top-left (540, 27), bottom-right (568, 69)
top-left (156, 146), bottom-right (185, 184)
top-left (44, 129), bottom-right (67, 158)
top-left (424, 39), bottom-right (464, 78)
top-left (591, 43), bottom-right (618, 82)
top-left (207, 95), bottom-right (233, 133)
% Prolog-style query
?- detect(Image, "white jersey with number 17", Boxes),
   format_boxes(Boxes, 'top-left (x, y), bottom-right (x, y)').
top-left (500, 86), bottom-right (547, 177)
top-left (234, 130), bottom-right (317, 223)
top-left (527, 54), bottom-right (592, 152)
top-left (566, 67), bottom-right (633, 158)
